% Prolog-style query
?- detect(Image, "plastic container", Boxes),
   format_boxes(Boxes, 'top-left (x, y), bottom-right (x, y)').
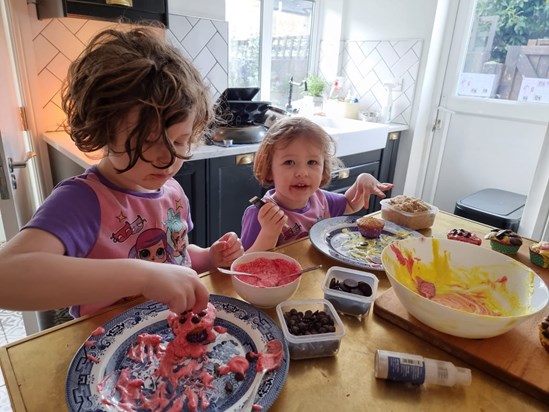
top-left (375, 350), bottom-right (472, 387)
top-left (276, 299), bottom-right (345, 360)
top-left (380, 83), bottom-right (395, 123)
top-left (322, 266), bottom-right (379, 320)
top-left (380, 198), bottom-right (438, 230)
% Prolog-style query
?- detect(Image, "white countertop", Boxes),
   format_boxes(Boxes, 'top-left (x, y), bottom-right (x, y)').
top-left (43, 123), bottom-right (408, 169)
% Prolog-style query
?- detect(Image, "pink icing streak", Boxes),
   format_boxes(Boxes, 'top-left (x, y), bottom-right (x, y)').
top-left (91, 326), bottom-right (105, 336)
top-left (86, 354), bottom-right (100, 364)
top-left (97, 302), bottom-right (284, 411)
top-left (235, 257), bottom-right (301, 287)
top-left (218, 355), bottom-right (250, 376)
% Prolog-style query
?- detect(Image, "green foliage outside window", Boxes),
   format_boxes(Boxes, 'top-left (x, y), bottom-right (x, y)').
top-left (476, 0), bottom-right (549, 63)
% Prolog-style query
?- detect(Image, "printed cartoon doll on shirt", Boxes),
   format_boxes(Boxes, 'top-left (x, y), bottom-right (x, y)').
top-left (164, 208), bottom-right (190, 265)
top-left (241, 116), bottom-right (393, 252)
top-left (128, 228), bottom-right (178, 264)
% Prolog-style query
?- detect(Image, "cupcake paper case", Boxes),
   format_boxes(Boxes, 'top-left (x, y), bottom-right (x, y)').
top-left (484, 228), bottom-right (523, 255)
top-left (530, 241), bottom-right (549, 269)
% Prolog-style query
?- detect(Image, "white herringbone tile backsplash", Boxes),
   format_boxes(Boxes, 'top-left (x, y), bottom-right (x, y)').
top-left (321, 39), bottom-right (422, 125)
top-left (28, 12), bottom-right (228, 133)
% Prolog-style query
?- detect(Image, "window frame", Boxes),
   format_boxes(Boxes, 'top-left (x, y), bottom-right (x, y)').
top-left (444, 0), bottom-right (548, 123)
top-left (230, 0), bottom-right (320, 103)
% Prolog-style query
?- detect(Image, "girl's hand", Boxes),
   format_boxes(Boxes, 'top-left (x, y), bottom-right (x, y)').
top-left (345, 173), bottom-right (393, 213)
top-left (208, 232), bottom-right (244, 268)
top-left (142, 264), bottom-right (209, 314)
top-left (257, 201), bottom-right (288, 235)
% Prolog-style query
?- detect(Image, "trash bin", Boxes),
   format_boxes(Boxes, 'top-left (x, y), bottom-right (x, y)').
top-left (454, 188), bottom-right (526, 232)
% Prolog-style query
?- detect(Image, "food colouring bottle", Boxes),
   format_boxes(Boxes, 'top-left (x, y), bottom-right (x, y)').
top-left (375, 350), bottom-right (472, 387)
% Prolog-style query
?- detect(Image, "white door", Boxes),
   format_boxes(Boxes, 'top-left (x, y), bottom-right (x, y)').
top-left (1, 0), bottom-right (43, 335)
top-left (0, 0), bottom-right (38, 242)
top-left (415, 0), bottom-right (549, 240)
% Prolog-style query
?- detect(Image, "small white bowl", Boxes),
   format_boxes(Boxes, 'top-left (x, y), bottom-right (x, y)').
top-left (381, 237), bottom-right (549, 339)
top-left (231, 251), bottom-right (302, 308)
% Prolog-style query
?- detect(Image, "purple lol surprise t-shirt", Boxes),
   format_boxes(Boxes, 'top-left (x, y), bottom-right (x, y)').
top-left (23, 166), bottom-right (194, 317)
top-left (240, 188), bottom-right (347, 250)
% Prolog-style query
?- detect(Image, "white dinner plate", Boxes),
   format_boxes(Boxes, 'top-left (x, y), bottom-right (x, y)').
top-left (65, 294), bottom-right (289, 411)
top-left (309, 216), bottom-right (423, 270)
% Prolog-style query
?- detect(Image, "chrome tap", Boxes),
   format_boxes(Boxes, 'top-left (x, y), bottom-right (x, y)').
top-left (286, 76), bottom-right (308, 113)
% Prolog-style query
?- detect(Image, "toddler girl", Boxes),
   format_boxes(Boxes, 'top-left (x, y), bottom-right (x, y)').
top-left (0, 27), bottom-right (243, 317)
top-left (241, 116), bottom-right (393, 251)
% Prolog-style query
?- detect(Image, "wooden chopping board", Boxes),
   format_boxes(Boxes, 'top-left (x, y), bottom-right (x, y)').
top-left (373, 288), bottom-right (549, 403)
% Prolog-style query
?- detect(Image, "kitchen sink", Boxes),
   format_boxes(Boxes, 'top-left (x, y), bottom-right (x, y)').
top-left (305, 115), bottom-right (389, 156)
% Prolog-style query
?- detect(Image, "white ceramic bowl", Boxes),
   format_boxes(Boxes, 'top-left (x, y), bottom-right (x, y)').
top-left (381, 237), bottom-right (548, 339)
top-left (230, 251), bottom-right (302, 308)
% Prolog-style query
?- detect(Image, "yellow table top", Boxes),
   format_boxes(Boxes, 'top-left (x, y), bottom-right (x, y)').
top-left (1, 211), bottom-right (548, 411)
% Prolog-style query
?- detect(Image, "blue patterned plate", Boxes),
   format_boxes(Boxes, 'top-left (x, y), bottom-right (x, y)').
top-left (309, 216), bottom-right (423, 270)
top-left (65, 295), bottom-right (289, 411)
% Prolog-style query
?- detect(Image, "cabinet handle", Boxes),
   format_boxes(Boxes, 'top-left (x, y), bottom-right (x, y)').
top-left (236, 153), bottom-right (254, 165)
top-left (388, 132), bottom-right (399, 141)
top-left (106, 0), bottom-right (133, 6)
top-left (332, 168), bottom-right (350, 180)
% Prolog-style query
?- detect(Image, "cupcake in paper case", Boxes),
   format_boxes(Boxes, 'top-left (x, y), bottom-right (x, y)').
top-left (540, 314), bottom-right (549, 354)
top-left (356, 216), bottom-right (385, 239)
top-left (484, 228), bottom-right (522, 255)
top-left (529, 241), bottom-right (549, 268)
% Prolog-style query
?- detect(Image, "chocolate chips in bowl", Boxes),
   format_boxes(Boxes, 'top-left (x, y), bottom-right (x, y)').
top-left (276, 299), bottom-right (345, 360)
top-left (322, 266), bottom-right (379, 320)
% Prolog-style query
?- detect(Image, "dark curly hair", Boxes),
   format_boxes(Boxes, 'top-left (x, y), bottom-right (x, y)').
top-left (61, 26), bottom-right (213, 172)
top-left (253, 116), bottom-right (343, 188)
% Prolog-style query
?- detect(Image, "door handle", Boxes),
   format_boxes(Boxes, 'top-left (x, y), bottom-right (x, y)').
top-left (332, 168), bottom-right (350, 180)
top-left (106, 0), bottom-right (133, 6)
top-left (8, 151), bottom-right (37, 173)
top-left (236, 153), bottom-right (254, 165)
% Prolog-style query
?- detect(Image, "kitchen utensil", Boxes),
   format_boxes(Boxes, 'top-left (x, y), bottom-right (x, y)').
top-left (275, 264), bottom-right (322, 285)
top-left (241, 368), bottom-right (268, 412)
top-left (217, 267), bottom-right (259, 277)
top-left (212, 125), bottom-right (267, 144)
top-left (220, 87), bottom-right (260, 101)
top-left (240, 340), bottom-right (284, 411)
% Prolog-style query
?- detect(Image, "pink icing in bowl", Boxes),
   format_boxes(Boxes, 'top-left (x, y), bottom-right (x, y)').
top-left (231, 252), bottom-right (303, 308)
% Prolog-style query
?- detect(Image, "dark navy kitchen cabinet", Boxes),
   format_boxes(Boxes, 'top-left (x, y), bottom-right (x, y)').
top-left (173, 159), bottom-right (207, 248)
top-left (207, 153), bottom-right (264, 247)
top-left (326, 150), bottom-right (382, 215)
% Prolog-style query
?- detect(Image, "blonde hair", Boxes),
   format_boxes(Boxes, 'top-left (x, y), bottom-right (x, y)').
top-left (253, 117), bottom-right (342, 188)
top-left (61, 25), bottom-right (213, 172)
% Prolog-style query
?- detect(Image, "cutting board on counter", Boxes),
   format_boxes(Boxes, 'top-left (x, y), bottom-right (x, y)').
top-left (373, 288), bottom-right (549, 403)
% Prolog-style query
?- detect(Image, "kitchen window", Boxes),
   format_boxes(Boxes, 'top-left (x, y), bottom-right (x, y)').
top-left (458, 0), bottom-right (549, 103)
top-left (226, 0), bottom-right (316, 108)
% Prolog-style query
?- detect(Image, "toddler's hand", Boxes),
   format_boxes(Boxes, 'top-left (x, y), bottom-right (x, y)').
top-left (142, 264), bottom-right (209, 314)
top-left (346, 173), bottom-right (393, 212)
top-left (257, 201), bottom-right (288, 234)
top-left (209, 232), bottom-right (244, 268)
